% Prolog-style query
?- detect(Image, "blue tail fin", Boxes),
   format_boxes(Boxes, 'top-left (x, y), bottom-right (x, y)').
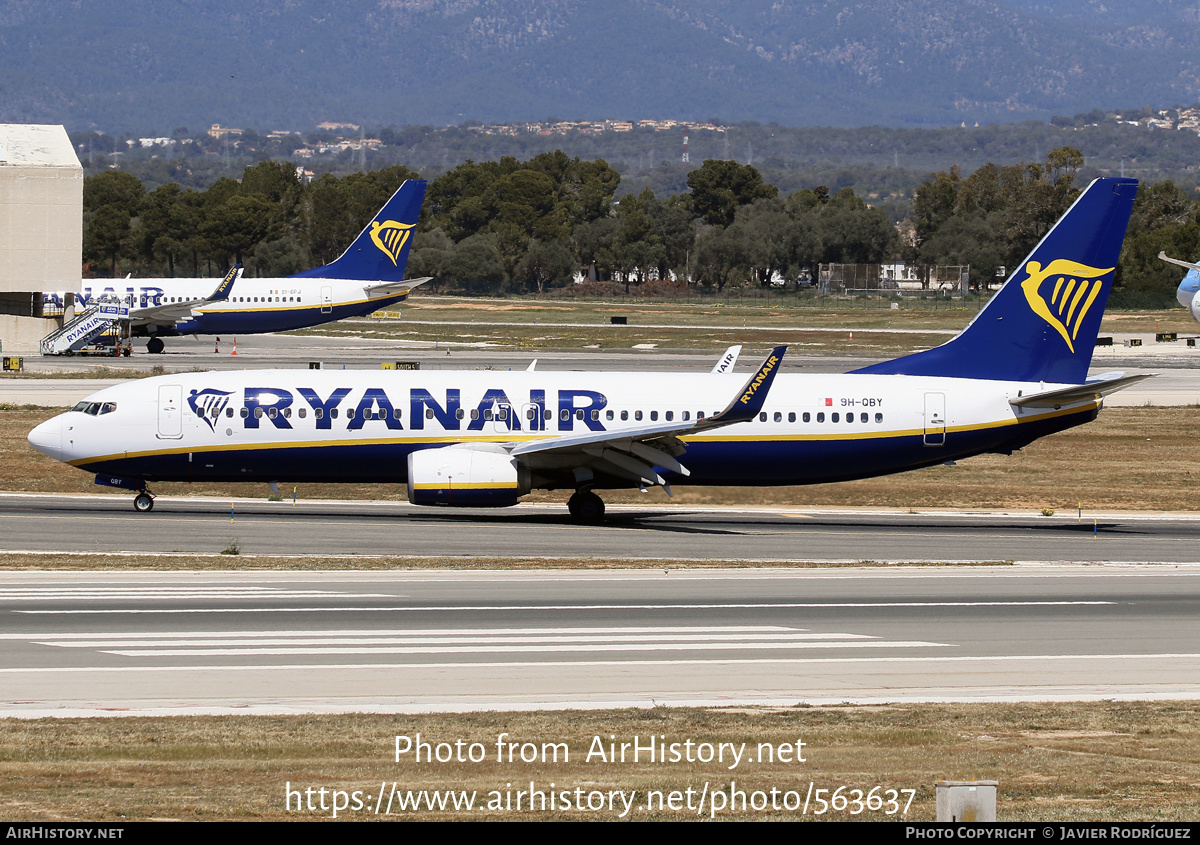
top-left (291, 179), bottom-right (427, 282)
top-left (854, 177), bottom-right (1138, 384)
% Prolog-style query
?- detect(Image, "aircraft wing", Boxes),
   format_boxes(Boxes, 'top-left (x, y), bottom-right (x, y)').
top-left (508, 346), bottom-right (787, 488)
top-left (364, 276), bottom-right (433, 297)
top-left (1158, 252), bottom-right (1200, 273)
top-left (1010, 372), bottom-right (1155, 408)
top-left (128, 265), bottom-right (242, 328)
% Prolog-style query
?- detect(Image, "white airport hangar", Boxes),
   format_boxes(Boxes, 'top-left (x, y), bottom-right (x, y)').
top-left (0, 124), bottom-right (82, 354)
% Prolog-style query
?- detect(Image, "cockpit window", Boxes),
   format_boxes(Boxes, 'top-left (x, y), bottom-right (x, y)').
top-left (71, 401), bottom-right (117, 416)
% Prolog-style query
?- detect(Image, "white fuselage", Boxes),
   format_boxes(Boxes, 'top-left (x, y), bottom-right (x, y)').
top-left (29, 369), bottom-right (1099, 490)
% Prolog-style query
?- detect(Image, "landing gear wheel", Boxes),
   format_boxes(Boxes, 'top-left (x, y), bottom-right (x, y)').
top-left (133, 493), bottom-right (154, 513)
top-left (146, 337), bottom-right (165, 354)
top-left (567, 490), bottom-right (605, 524)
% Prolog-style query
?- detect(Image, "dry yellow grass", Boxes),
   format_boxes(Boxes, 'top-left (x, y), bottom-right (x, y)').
top-left (2, 703), bottom-right (1198, 821)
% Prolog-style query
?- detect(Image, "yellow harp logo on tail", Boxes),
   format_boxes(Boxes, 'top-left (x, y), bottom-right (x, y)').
top-left (369, 220), bottom-right (414, 266)
top-left (1019, 259), bottom-right (1113, 354)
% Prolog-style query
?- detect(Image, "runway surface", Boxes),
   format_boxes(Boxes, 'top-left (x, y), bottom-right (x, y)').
top-left (2, 494), bottom-right (1199, 563)
top-left (3, 565), bottom-right (1199, 716)
top-left (4, 333), bottom-right (1199, 716)
top-left (4, 329), bottom-right (1198, 405)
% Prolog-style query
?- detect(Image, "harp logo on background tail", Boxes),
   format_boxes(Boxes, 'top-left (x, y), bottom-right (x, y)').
top-left (1020, 259), bottom-right (1113, 354)
top-left (370, 220), bottom-right (415, 266)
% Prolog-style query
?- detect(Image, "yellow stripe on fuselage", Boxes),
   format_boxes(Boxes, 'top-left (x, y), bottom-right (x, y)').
top-left (68, 402), bottom-right (1099, 468)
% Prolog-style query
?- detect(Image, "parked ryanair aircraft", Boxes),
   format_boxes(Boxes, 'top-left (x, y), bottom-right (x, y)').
top-left (29, 178), bottom-right (1148, 521)
top-left (44, 179), bottom-right (429, 353)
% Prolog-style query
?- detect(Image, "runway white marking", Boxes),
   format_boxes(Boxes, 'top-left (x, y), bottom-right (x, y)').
top-left (2, 653), bottom-right (1198, 674)
top-left (1, 587), bottom-right (389, 600)
top-left (15, 600), bottom-right (1115, 615)
top-left (15, 625), bottom-right (947, 658)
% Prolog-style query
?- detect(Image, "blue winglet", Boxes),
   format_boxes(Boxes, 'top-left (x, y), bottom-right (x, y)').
top-left (208, 265), bottom-right (241, 302)
top-left (708, 345), bottom-right (787, 425)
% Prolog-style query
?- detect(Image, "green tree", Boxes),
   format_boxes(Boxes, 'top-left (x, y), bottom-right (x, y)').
top-left (515, 239), bottom-right (576, 294)
top-left (686, 160), bottom-right (778, 227)
top-left (82, 171), bottom-right (145, 276)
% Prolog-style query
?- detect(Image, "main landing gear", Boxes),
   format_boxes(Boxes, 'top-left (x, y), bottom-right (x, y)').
top-left (133, 491), bottom-right (155, 512)
top-left (146, 337), bottom-right (165, 354)
top-left (567, 490), bottom-right (605, 524)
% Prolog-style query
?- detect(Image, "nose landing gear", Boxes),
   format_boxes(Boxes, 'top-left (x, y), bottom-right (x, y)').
top-left (133, 491), bottom-right (155, 512)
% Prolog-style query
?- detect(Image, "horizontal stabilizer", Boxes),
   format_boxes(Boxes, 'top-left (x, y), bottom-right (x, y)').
top-left (364, 276), bottom-right (433, 297)
top-left (1011, 372), bottom-right (1155, 408)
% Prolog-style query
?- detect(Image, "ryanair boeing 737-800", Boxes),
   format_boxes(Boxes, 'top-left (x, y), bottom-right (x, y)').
top-left (44, 180), bottom-right (429, 353)
top-left (29, 178), bottom-right (1148, 521)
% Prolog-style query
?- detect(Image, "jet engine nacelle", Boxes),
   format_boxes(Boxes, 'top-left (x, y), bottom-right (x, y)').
top-left (407, 444), bottom-right (530, 507)
top-left (1190, 289), bottom-right (1200, 324)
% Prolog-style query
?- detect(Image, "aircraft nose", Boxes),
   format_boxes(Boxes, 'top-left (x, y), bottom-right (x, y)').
top-left (1177, 270), bottom-right (1200, 309)
top-left (27, 415), bottom-right (64, 462)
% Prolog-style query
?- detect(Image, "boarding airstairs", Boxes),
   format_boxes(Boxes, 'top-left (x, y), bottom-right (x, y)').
top-left (40, 297), bottom-right (131, 356)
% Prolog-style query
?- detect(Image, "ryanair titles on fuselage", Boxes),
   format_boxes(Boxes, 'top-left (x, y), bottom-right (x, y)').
top-left (190, 384), bottom-right (616, 434)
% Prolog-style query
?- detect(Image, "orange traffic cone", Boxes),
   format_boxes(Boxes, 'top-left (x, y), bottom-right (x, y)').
top-left (231, 338), bottom-right (237, 356)
top-left (214, 337), bottom-right (220, 353)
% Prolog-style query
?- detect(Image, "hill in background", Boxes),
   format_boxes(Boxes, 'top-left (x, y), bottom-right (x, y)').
top-left (4, 0), bottom-right (1200, 131)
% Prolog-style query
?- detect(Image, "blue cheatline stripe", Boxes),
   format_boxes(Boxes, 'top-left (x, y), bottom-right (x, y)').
top-left (143, 294), bottom-right (409, 337)
top-left (75, 406), bottom-right (1096, 488)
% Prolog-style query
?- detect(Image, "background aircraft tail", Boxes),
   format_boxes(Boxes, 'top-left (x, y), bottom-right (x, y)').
top-left (291, 179), bottom-right (427, 282)
top-left (854, 177), bottom-right (1138, 384)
